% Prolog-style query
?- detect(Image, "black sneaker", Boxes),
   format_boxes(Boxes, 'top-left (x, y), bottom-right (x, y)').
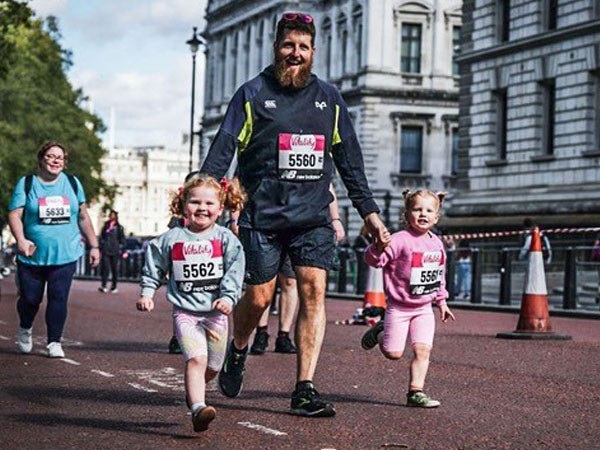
top-left (361, 320), bottom-right (384, 350)
top-left (274, 335), bottom-right (297, 353)
top-left (218, 341), bottom-right (247, 398)
top-left (290, 383), bottom-right (336, 417)
top-left (250, 331), bottom-right (269, 355)
top-left (168, 336), bottom-right (182, 354)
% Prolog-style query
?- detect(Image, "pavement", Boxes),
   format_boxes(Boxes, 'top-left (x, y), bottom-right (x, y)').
top-left (0, 274), bottom-right (599, 450)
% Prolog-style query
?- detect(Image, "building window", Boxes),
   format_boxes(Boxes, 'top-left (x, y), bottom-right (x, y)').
top-left (337, 14), bottom-right (348, 75)
top-left (352, 5), bottom-right (363, 72)
top-left (230, 33), bottom-right (238, 92)
top-left (256, 21), bottom-right (264, 73)
top-left (545, 0), bottom-right (558, 30)
top-left (595, 72), bottom-right (600, 149)
top-left (401, 23), bottom-right (421, 73)
top-left (540, 80), bottom-right (555, 155)
top-left (494, 88), bottom-right (508, 160)
top-left (496, 0), bottom-right (510, 43)
top-left (400, 126), bottom-right (423, 173)
top-left (452, 26), bottom-right (461, 76)
top-left (220, 37), bottom-right (227, 98)
top-left (451, 128), bottom-right (459, 174)
top-left (243, 26), bottom-right (251, 79)
top-left (322, 18), bottom-right (332, 79)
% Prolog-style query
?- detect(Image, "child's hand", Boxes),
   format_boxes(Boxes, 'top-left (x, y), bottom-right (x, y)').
top-left (136, 296), bottom-right (154, 312)
top-left (438, 304), bottom-right (455, 323)
top-left (213, 298), bottom-right (232, 315)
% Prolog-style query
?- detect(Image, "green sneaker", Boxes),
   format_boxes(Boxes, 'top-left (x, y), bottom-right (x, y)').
top-left (360, 320), bottom-right (384, 350)
top-left (406, 391), bottom-right (440, 408)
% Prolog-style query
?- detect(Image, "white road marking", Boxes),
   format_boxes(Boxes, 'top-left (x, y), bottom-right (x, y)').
top-left (237, 421), bottom-right (287, 436)
top-left (148, 379), bottom-right (170, 387)
top-left (123, 367), bottom-right (184, 392)
top-left (0, 335), bottom-right (10, 340)
top-left (61, 358), bottom-right (81, 366)
top-left (0, 320), bottom-right (7, 325)
top-left (128, 383), bottom-right (158, 393)
top-left (91, 369), bottom-right (115, 378)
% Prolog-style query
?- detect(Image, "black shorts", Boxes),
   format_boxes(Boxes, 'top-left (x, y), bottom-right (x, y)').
top-left (279, 253), bottom-right (296, 279)
top-left (239, 225), bottom-right (335, 285)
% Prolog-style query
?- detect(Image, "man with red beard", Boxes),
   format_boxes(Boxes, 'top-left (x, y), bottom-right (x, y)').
top-left (193, 12), bottom-right (391, 417)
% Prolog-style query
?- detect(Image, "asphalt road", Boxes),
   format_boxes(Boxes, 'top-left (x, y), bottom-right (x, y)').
top-left (0, 275), bottom-right (599, 450)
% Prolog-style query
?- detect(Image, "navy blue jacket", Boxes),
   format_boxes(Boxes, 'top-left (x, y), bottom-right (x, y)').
top-left (198, 65), bottom-right (379, 230)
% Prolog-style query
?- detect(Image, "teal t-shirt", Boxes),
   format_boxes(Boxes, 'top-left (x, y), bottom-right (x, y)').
top-left (8, 173), bottom-right (86, 266)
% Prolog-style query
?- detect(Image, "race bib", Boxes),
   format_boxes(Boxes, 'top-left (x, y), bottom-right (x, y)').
top-left (38, 196), bottom-right (71, 224)
top-left (171, 240), bottom-right (224, 293)
top-left (278, 133), bottom-right (325, 181)
top-left (409, 250), bottom-right (445, 296)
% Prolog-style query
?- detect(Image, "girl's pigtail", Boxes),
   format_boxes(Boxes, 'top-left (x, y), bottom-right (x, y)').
top-left (223, 177), bottom-right (246, 212)
top-left (436, 191), bottom-right (448, 206)
top-left (169, 186), bottom-right (186, 217)
top-left (402, 188), bottom-right (412, 199)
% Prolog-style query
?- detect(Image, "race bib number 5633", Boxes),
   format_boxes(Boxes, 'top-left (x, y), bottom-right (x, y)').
top-left (409, 250), bottom-right (445, 296)
top-left (38, 196), bottom-right (71, 224)
top-left (278, 133), bottom-right (325, 181)
top-left (171, 240), bottom-right (224, 293)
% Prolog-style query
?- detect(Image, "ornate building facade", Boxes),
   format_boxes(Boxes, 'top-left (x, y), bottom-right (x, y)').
top-left (201, 0), bottom-right (462, 233)
top-left (452, 0), bottom-right (600, 229)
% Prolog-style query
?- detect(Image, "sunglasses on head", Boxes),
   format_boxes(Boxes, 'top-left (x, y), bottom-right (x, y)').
top-left (281, 12), bottom-right (314, 24)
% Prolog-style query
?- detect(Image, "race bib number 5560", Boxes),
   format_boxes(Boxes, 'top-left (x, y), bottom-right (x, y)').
top-left (171, 240), bottom-right (224, 293)
top-left (409, 250), bottom-right (445, 296)
top-left (278, 133), bottom-right (325, 181)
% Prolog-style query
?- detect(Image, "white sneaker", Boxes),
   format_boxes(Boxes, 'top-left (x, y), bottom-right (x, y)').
top-left (16, 327), bottom-right (33, 353)
top-left (47, 342), bottom-right (65, 358)
top-left (98, 287), bottom-right (108, 293)
top-left (110, 288), bottom-right (119, 294)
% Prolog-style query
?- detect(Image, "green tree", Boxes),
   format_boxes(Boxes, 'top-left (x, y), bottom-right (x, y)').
top-left (0, 0), bottom-right (114, 228)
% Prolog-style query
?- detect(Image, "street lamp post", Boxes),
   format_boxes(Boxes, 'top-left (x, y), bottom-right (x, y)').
top-left (186, 27), bottom-right (202, 173)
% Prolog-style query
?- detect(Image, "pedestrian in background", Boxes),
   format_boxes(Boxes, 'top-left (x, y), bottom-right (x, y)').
top-left (455, 241), bottom-right (472, 300)
top-left (519, 218), bottom-right (552, 264)
top-left (361, 189), bottom-right (455, 408)
top-left (7, 141), bottom-right (100, 358)
top-left (136, 174), bottom-right (245, 432)
top-left (98, 210), bottom-right (125, 294)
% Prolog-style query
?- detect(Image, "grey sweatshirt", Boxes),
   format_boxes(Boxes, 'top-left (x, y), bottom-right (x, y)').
top-left (141, 224), bottom-right (245, 312)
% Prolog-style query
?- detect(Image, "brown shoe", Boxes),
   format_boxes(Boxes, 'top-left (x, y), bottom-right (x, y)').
top-left (192, 406), bottom-right (216, 432)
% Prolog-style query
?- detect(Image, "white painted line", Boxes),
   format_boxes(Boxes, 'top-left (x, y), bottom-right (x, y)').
top-left (91, 369), bottom-right (115, 378)
top-left (0, 320), bottom-right (7, 325)
top-left (148, 379), bottom-right (170, 387)
top-left (128, 383), bottom-right (158, 393)
top-left (0, 335), bottom-right (10, 340)
top-left (237, 421), bottom-right (287, 436)
top-left (61, 358), bottom-right (81, 366)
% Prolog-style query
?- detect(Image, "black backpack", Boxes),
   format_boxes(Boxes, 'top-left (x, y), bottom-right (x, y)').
top-left (24, 173), bottom-right (79, 197)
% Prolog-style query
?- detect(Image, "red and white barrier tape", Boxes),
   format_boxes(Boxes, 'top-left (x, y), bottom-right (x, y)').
top-left (443, 227), bottom-right (600, 242)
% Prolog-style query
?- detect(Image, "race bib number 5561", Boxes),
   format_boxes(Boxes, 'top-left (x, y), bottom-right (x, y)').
top-left (409, 250), bottom-right (445, 296)
top-left (171, 240), bottom-right (224, 293)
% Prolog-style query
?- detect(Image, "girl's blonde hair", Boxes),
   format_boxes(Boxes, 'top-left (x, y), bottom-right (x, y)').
top-left (402, 189), bottom-right (447, 225)
top-left (170, 174), bottom-right (246, 218)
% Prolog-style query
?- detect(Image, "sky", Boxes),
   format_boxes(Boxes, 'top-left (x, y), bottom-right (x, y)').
top-left (30, 0), bottom-right (208, 149)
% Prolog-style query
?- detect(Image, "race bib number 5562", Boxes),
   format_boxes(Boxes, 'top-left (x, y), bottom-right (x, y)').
top-left (171, 240), bottom-right (224, 293)
top-left (409, 250), bottom-right (445, 296)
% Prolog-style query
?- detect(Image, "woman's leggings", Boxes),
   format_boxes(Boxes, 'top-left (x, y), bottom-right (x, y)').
top-left (100, 254), bottom-right (120, 289)
top-left (16, 261), bottom-right (77, 343)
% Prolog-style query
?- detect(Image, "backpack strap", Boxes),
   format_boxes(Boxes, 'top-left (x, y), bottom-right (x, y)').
top-left (65, 173), bottom-right (79, 196)
top-left (24, 174), bottom-right (34, 197)
top-left (24, 173), bottom-right (79, 197)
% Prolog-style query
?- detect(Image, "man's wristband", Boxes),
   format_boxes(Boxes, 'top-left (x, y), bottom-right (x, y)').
top-left (90, 246), bottom-right (99, 249)
top-left (331, 218), bottom-right (341, 223)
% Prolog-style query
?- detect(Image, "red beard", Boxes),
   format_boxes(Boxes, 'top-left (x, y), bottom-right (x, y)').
top-left (274, 53), bottom-right (313, 88)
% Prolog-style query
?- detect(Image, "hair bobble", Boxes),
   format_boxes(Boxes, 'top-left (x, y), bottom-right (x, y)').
top-left (220, 177), bottom-right (230, 192)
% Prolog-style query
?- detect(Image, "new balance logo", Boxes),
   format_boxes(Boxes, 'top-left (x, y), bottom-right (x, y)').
top-left (265, 100), bottom-right (277, 109)
top-left (315, 101), bottom-right (327, 110)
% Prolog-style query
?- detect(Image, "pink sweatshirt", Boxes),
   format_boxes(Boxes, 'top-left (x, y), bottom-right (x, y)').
top-left (365, 228), bottom-right (448, 307)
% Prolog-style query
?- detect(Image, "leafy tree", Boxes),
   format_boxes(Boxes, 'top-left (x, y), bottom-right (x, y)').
top-left (0, 0), bottom-right (114, 229)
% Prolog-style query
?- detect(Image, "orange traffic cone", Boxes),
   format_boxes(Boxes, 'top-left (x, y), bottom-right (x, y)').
top-left (497, 228), bottom-right (570, 340)
top-left (363, 266), bottom-right (386, 311)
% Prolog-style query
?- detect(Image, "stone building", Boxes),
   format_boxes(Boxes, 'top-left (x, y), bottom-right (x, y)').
top-left (201, 0), bottom-right (462, 233)
top-left (88, 145), bottom-right (190, 237)
top-left (451, 0), bottom-right (600, 230)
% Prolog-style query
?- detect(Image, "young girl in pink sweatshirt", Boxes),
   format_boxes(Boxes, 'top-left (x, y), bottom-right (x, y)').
top-left (361, 189), bottom-right (455, 408)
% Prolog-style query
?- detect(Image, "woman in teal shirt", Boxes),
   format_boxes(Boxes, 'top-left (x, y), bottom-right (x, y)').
top-left (7, 141), bottom-right (100, 358)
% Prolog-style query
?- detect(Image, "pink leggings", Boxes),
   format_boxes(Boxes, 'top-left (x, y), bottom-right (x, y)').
top-left (382, 303), bottom-right (435, 355)
top-left (173, 307), bottom-right (228, 371)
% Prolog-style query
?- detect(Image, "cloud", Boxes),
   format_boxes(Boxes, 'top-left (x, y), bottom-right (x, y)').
top-left (29, 0), bottom-right (69, 18)
top-left (71, 55), bottom-right (205, 148)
